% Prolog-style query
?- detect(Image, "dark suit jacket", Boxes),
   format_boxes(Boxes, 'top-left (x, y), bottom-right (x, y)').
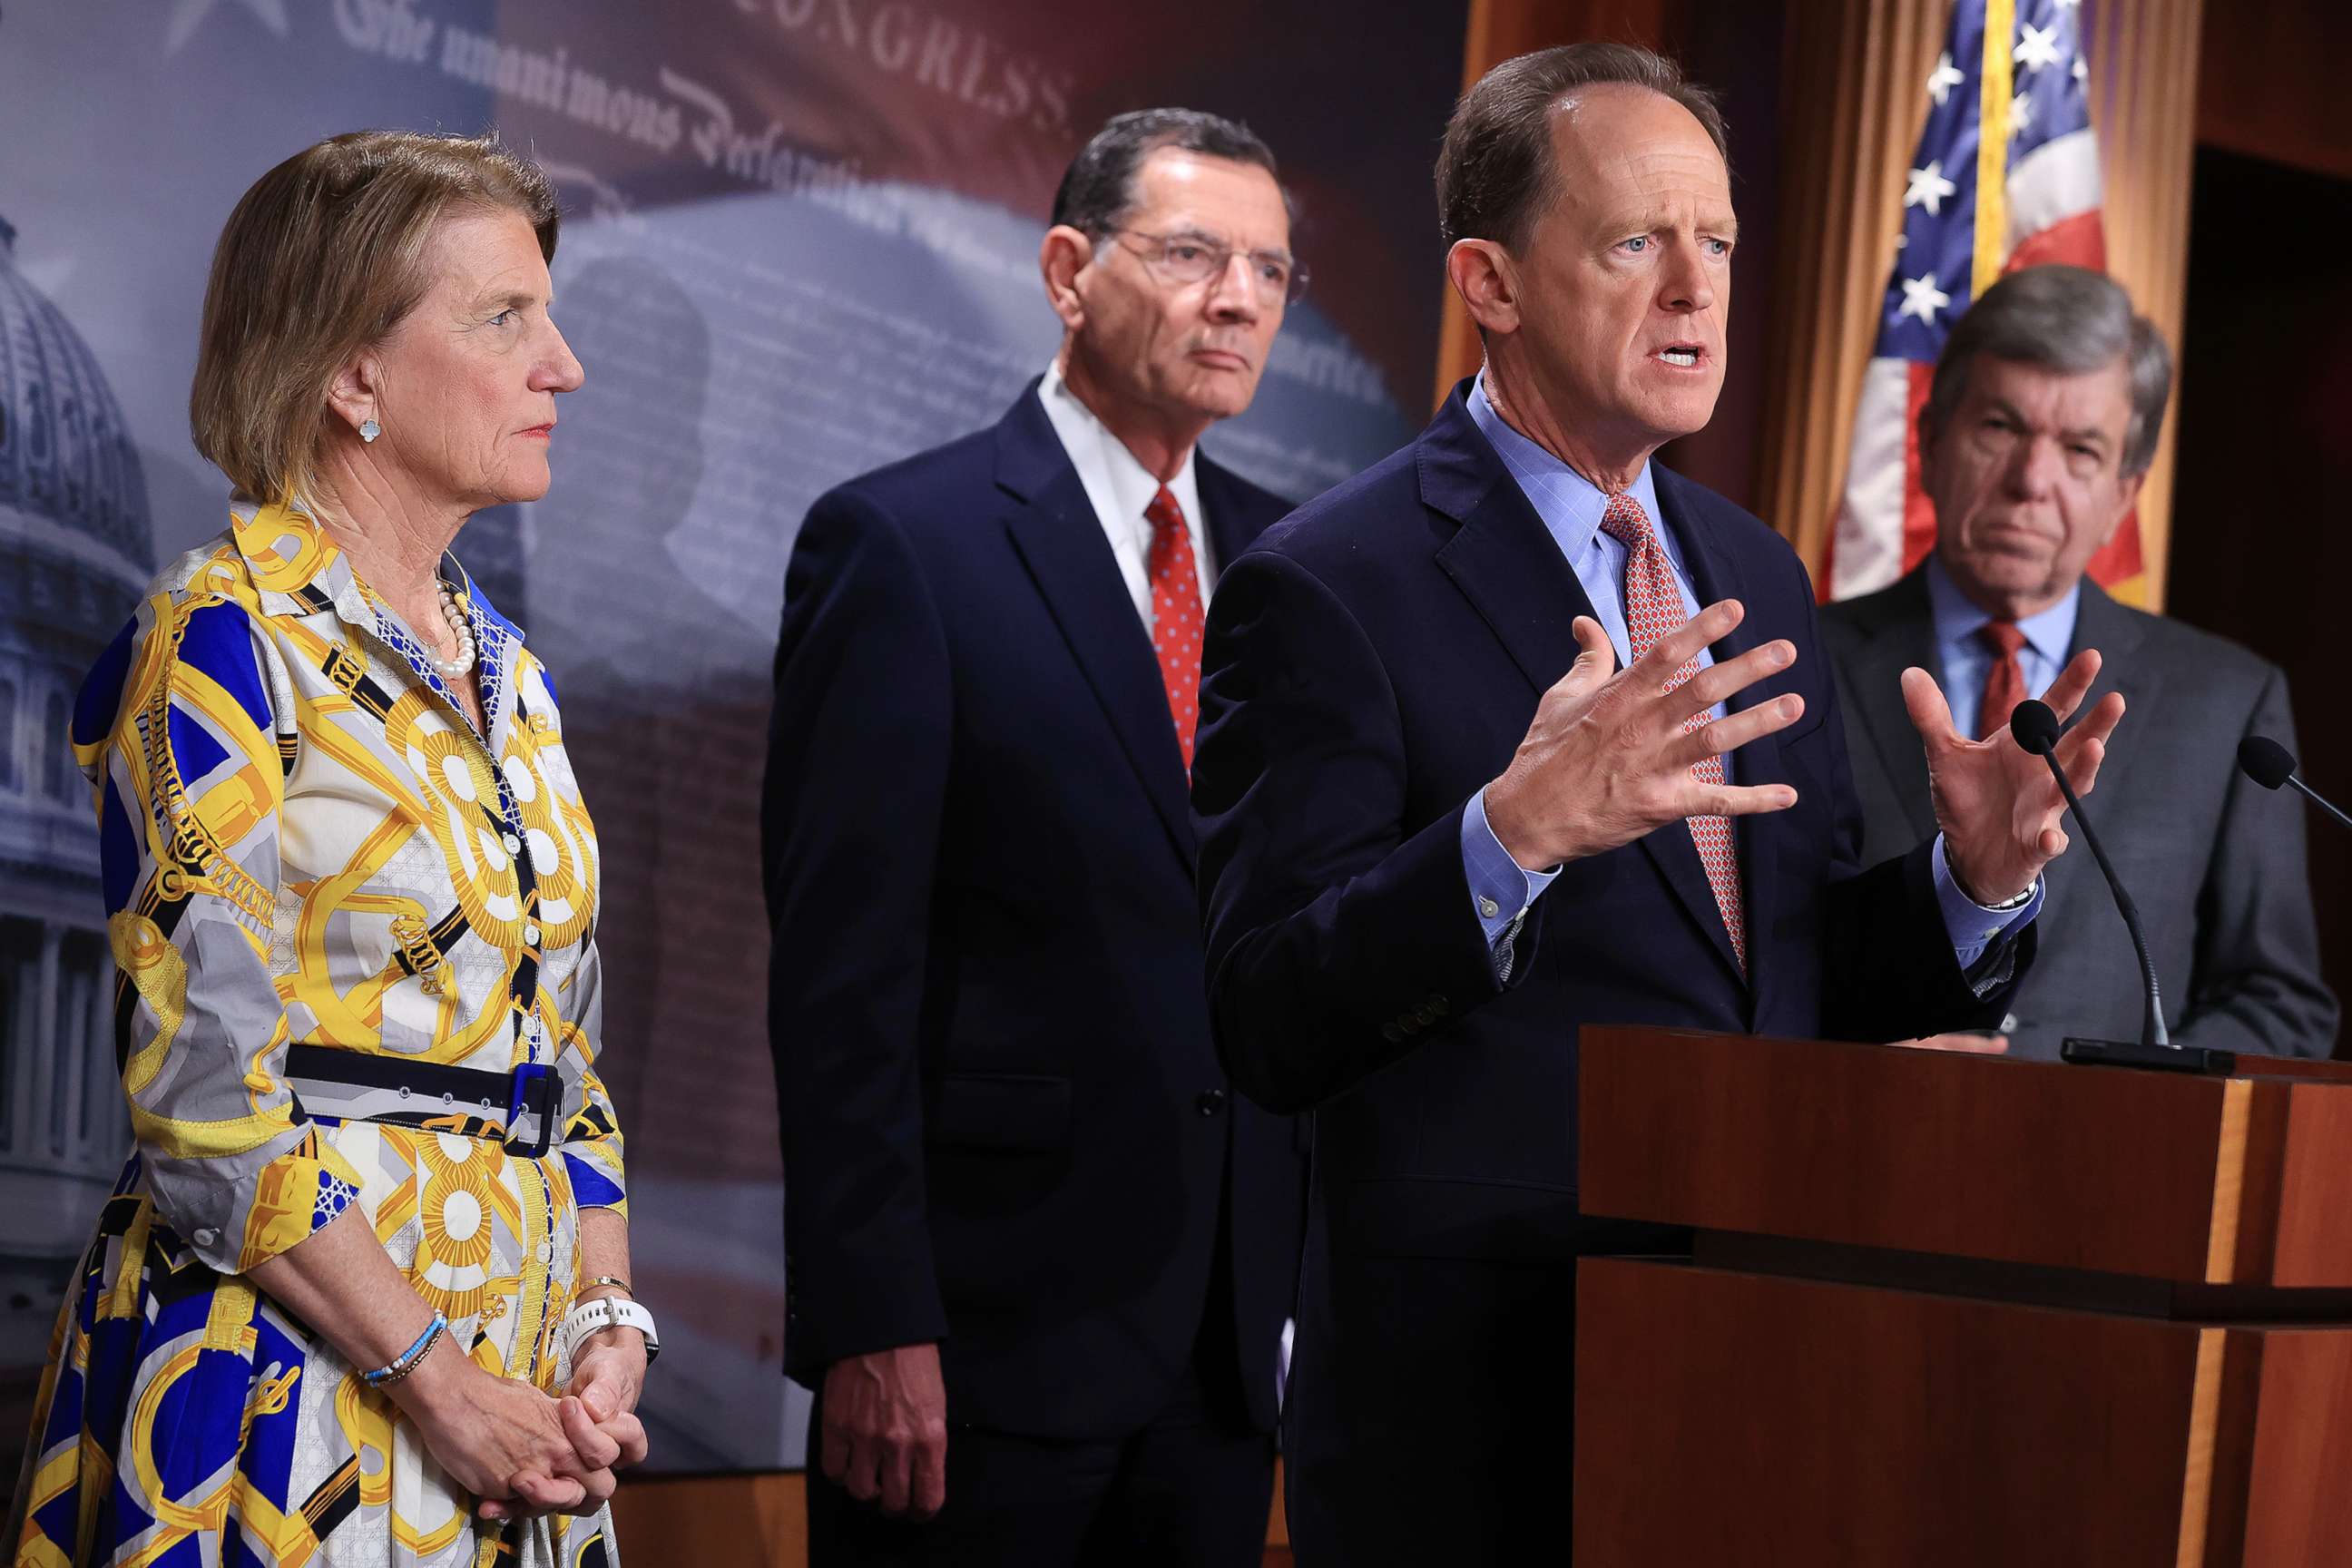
top-left (763, 382), bottom-right (1305, 1440)
top-left (1191, 385), bottom-right (2024, 1544)
top-left (1823, 568), bottom-right (2336, 1060)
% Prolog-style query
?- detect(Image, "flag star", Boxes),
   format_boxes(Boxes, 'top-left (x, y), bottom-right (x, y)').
top-left (1904, 160), bottom-right (1958, 216)
top-left (2010, 91), bottom-right (2035, 138)
top-left (1927, 52), bottom-right (1965, 107)
top-left (2015, 22), bottom-right (2063, 72)
top-left (2073, 54), bottom-right (2089, 83)
top-left (1897, 273), bottom-right (1952, 326)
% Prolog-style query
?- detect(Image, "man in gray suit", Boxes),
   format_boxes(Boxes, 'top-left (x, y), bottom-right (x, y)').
top-left (1823, 265), bottom-right (2336, 1060)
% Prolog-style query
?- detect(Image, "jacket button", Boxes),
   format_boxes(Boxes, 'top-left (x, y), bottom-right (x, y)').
top-left (1196, 1089), bottom-right (1228, 1116)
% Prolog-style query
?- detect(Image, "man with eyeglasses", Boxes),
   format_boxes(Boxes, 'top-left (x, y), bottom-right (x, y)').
top-left (764, 108), bottom-right (1307, 1564)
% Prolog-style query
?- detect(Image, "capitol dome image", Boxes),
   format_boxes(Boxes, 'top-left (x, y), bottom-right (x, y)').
top-left (0, 208), bottom-right (152, 1439)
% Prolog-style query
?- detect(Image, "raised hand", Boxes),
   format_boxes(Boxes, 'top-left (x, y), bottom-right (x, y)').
top-left (1904, 647), bottom-right (2126, 905)
top-left (1484, 600), bottom-right (1804, 872)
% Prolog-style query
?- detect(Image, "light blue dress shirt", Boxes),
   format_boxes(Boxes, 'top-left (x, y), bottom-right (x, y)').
top-left (1925, 552), bottom-right (2080, 741)
top-left (1455, 374), bottom-right (2039, 982)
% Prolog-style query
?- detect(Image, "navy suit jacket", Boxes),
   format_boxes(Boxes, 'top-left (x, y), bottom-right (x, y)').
top-left (763, 383), bottom-right (1305, 1440)
top-left (1193, 383), bottom-right (2024, 1258)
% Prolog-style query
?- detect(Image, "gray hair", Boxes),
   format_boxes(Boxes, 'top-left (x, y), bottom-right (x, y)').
top-left (1050, 108), bottom-right (1291, 240)
top-left (1436, 43), bottom-right (1729, 253)
top-left (1922, 265), bottom-right (2173, 476)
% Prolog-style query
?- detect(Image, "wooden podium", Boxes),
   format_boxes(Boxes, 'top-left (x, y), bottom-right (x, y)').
top-left (1573, 1026), bottom-right (2352, 1567)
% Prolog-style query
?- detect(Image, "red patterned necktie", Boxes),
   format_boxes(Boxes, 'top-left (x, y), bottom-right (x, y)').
top-left (1145, 485), bottom-right (1206, 771)
top-left (1597, 491), bottom-right (1746, 974)
top-left (1976, 622), bottom-right (2029, 742)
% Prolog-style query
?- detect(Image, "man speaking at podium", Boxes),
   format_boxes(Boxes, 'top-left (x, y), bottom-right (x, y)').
top-left (1822, 265), bottom-right (2335, 1062)
top-left (1190, 44), bottom-right (2126, 1562)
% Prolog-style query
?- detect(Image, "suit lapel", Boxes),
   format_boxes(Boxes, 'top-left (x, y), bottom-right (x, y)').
top-left (2058, 581), bottom-right (2151, 902)
top-left (1195, 453), bottom-right (1264, 583)
top-left (2065, 579), bottom-right (2149, 760)
top-left (1430, 459), bottom-right (1604, 697)
top-left (995, 390), bottom-right (1196, 869)
top-left (1847, 572), bottom-right (1942, 843)
top-left (1655, 471), bottom-right (1769, 995)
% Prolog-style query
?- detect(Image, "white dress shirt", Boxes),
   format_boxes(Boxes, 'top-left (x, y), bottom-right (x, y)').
top-left (1038, 359), bottom-right (1216, 630)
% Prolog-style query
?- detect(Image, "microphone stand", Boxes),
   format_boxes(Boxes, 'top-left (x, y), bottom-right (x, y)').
top-left (2283, 774), bottom-right (2352, 835)
top-left (2008, 702), bottom-right (2235, 1076)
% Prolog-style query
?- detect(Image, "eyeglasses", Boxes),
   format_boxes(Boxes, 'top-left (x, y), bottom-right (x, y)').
top-left (1111, 229), bottom-right (1308, 306)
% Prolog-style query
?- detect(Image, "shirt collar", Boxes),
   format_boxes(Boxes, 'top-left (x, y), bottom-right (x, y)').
top-left (229, 494), bottom-right (522, 645)
top-left (1041, 358), bottom-right (1200, 534)
top-left (1924, 552), bottom-right (2078, 667)
top-left (230, 495), bottom-right (370, 625)
top-left (1466, 371), bottom-right (1661, 560)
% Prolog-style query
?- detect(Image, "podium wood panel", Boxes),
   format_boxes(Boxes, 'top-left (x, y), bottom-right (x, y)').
top-left (1577, 1027), bottom-right (2352, 1289)
top-left (1575, 1259), bottom-right (2352, 1567)
top-left (2237, 1330), bottom-right (2352, 1563)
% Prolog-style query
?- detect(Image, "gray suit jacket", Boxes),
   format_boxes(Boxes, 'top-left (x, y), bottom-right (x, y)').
top-left (1821, 569), bottom-right (2337, 1061)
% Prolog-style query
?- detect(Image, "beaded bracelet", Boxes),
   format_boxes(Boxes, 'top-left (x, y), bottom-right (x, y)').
top-left (363, 1311), bottom-right (448, 1387)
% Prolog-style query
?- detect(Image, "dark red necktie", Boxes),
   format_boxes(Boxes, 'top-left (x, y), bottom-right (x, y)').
top-left (1976, 622), bottom-right (2028, 742)
top-left (1597, 491), bottom-right (1745, 974)
top-left (1145, 485), bottom-right (1205, 770)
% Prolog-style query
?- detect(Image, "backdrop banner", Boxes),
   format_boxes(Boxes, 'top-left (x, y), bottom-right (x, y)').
top-left (0, 0), bottom-right (1465, 1470)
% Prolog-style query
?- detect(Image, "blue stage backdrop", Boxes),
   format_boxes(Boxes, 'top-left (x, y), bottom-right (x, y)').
top-left (0, 0), bottom-right (1465, 1470)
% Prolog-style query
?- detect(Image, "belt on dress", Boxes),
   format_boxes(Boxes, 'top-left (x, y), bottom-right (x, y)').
top-left (285, 1044), bottom-right (559, 1158)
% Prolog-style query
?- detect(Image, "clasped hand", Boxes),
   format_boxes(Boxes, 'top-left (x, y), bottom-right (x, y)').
top-left (407, 1328), bottom-right (651, 1524)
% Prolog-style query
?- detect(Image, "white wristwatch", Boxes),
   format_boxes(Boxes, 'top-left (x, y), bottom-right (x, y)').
top-left (564, 1295), bottom-right (661, 1363)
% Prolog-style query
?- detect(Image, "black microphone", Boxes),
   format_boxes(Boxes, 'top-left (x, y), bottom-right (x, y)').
top-left (2010, 701), bottom-right (2225, 1073)
top-left (2238, 736), bottom-right (2352, 833)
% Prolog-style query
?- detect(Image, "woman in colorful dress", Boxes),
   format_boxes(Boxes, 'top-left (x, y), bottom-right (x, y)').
top-left (6, 130), bottom-right (652, 1567)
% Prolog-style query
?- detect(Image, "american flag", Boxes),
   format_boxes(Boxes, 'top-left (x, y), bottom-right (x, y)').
top-left (1822, 0), bottom-right (2139, 603)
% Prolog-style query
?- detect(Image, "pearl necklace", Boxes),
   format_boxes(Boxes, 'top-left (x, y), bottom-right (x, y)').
top-left (430, 581), bottom-right (477, 679)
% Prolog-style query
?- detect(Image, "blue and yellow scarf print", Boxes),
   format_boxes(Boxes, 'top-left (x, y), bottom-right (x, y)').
top-left (8, 500), bottom-right (624, 1567)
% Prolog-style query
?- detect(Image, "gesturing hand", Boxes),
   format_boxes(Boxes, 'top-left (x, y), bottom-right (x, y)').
top-left (1484, 600), bottom-right (1804, 872)
top-left (821, 1343), bottom-right (947, 1520)
top-left (1904, 647), bottom-right (2127, 905)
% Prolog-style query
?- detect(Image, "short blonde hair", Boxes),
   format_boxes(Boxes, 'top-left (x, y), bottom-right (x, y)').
top-left (190, 129), bottom-right (560, 506)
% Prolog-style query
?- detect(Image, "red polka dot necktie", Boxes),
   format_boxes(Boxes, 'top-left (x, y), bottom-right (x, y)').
top-left (1145, 485), bottom-right (1205, 771)
top-left (1597, 491), bottom-right (1746, 974)
top-left (1976, 622), bottom-right (2029, 742)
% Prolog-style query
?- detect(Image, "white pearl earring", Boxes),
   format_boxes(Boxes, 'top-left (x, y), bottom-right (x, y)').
top-left (359, 418), bottom-right (381, 444)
